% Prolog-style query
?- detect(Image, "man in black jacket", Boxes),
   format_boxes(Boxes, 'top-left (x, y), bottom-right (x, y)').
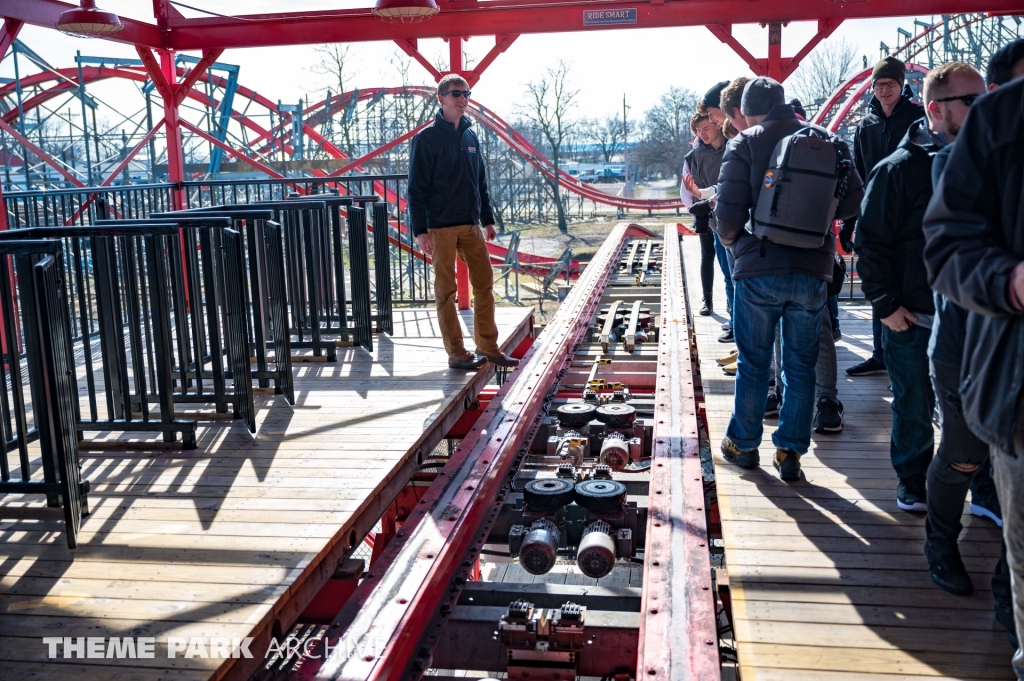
top-left (913, 64), bottom-right (1005, 603)
top-left (843, 57), bottom-right (926, 377)
top-left (713, 78), bottom-right (863, 482)
top-left (408, 74), bottom-right (518, 371)
top-left (923, 73), bottom-right (1024, 671)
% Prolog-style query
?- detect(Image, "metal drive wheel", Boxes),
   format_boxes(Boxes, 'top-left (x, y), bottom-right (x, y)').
top-left (523, 478), bottom-right (576, 512)
top-left (595, 404), bottom-right (636, 427)
top-left (556, 402), bottom-right (597, 427)
top-left (574, 479), bottom-right (628, 513)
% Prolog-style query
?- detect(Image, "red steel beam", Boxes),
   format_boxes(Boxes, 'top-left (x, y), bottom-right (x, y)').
top-left (99, 119), bottom-right (165, 186)
top-left (162, 0), bottom-right (1024, 49)
top-left (637, 225), bottom-right (718, 679)
top-left (0, 0), bottom-right (163, 48)
top-left (178, 119), bottom-right (284, 178)
top-left (0, 116), bottom-right (85, 187)
top-left (0, 17), bottom-right (21, 233)
top-left (306, 223), bottom-right (635, 681)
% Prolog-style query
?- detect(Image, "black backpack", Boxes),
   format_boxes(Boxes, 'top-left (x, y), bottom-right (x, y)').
top-left (752, 126), bottom-right (851, 249)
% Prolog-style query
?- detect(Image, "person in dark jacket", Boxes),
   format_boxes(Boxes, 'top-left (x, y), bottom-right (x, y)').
top-left (855, 119), bottom-right (942, 512)
top-left (843, 57), bottom-right (926, 377)
top-left (923, 73), bottom-right (1024, 672)
top-left (912, 64), bottom-right (1011, 644)
top-left (408, 74), bottom-right (518, 370)
top-left (713, 77), bottom-right (863, 482)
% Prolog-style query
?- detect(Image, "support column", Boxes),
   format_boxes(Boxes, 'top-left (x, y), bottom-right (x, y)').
top-left (159, 50), bottom-right (186, 210)
top-left (766, 22), bottom-right (783, 81)
top-left (0, 18), bottom-right (23, 231)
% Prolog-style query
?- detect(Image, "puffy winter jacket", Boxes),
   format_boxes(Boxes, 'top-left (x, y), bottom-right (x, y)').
top-left (407, 112), bottom-right (495, 236)
top-left (922, 78), bottom-right (1024, 453)
top-left (856, 118), bottom-right (942, 319)
top-left (840, 86), bottom-right (925, 245)
top-left (713, 104), bottom-right (863, 282)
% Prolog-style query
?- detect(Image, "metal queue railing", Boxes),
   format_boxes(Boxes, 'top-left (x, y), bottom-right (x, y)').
top-left (151, 209), bottom-right (294, 405)
top-left (0, 239), bottom-right (89, 548)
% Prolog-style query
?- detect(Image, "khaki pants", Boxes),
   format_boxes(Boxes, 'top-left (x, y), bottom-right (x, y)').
top-left (430, 224), bottom-right (499, 359)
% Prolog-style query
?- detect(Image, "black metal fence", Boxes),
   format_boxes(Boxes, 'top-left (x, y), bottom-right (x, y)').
top-left (0, 239), bottom-right (88, 548)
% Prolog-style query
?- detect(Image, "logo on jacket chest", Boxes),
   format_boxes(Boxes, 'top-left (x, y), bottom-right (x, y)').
top-left (466, 146), bottom-right (477, 153)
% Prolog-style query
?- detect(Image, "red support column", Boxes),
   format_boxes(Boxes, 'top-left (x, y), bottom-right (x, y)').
top-left (159, 50), bottom-right (187, 210)
top-left (766, 22), bottom-right (783, 81)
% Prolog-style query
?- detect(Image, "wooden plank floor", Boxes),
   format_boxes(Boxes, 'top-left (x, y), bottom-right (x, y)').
top-left (0, 307), bottom-right (533, 681)
top-left (681, 235), bottom-right (1015, 680)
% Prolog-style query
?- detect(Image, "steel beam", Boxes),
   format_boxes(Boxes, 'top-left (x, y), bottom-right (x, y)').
top-left (162, 0), bottom-right (1024, 49)
top-left (636, 225), bottom-right (717, 680)
top-left (302, 224), bottom-right (637, 681)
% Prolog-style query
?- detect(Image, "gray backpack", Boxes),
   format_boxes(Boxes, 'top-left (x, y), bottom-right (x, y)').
top-left (752, 126), bottom-right (844, 249)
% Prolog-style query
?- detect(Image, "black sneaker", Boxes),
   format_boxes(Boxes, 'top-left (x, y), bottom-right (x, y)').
top-left (897, 477), bottom-right (927, 512)
top-left (925, 539), bottom-right (974, 596)
top-left (721, 437), bottom-right (759, 469)
top-left (764, 393), bottom-right (781, 418)
top-left (699, 298), bottom-right (713, 316)
top-left (773, 448), bottom-right (801, 482)
top-left (812, 396), bottom-right (844, 433)
top-left (448, 354), bottom-right (487, 370)
top-left (718, 328), bottom-right (734, 343)
top-left (995, 602), bottom-right (1020, 649)
top-left (845, 357), bottom-right (887, 376)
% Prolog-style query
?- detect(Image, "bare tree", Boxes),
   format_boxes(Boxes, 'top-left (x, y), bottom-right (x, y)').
top-left (581, 115), bottom-right (629, 163)
top-left (633, 86), bottom-right (699, 179)
top-left (519, 60), bottom-right (578, 234)
top-left (789, 38), bottom-right (859, 117)
top-left (311, 44), bottom-right (361, 157)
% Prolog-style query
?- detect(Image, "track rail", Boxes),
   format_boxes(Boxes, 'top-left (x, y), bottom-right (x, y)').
top-left (279, 222), bottom-right (716, 681)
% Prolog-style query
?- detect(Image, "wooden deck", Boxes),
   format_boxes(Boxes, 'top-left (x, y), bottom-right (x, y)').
top-left (681, 235), bottom-right (1015, 680)
top-left (0, 307), bottom-right (533, 681)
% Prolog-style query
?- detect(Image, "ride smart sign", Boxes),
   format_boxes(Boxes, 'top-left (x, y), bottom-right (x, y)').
top-left (583, 8), bottom-right (637, 26)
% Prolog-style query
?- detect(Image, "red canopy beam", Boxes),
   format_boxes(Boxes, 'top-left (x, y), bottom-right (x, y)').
top-left (0, 17), bottom-right (21, 233)
top-left (709, 17), bottom-right (843, 81)
top-left (0, 0), bottom-right (162, 48)
top-left (161, 0), bottom-right (1024, 49)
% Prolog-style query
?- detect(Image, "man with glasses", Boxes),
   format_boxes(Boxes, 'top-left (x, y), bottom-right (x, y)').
top-left (856, 63), bottom-right (986, 519)
top-left (408, 74), bottom-right (520, 370)
top-left (842, 57), bottom-right (925, 377)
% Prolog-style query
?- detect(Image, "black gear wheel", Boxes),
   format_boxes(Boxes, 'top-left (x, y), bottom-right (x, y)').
top-left (523, 478), bottom-right (576, 511)
top-left (595, 403), bottom-right (636, 427)
top-left (556, 402), bottom-right (597, 427)
top-left (574, 479), bottom-right (628, 513)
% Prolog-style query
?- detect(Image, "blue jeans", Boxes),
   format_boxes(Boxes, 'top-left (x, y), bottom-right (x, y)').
top-left (882, 325), bottom-right (935, 480)
top-left (727, 274), bottom-right (826, 455)
top-left (713, 233), bottom-right (734, 323)
top-left (872, 313), bottom-right (885, 362)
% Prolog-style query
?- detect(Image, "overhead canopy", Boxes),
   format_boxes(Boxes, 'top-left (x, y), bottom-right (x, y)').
top-left (3, 0), bottom-right (1024, 49)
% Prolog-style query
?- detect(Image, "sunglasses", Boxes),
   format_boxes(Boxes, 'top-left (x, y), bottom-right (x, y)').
top-left (933, 93), bottom-right (981, 107)
top-left (443, 89), bottom-right (472, 99)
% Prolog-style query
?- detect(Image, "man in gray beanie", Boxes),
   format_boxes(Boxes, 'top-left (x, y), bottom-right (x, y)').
top-left (712, 77), bottom-right (864, 482)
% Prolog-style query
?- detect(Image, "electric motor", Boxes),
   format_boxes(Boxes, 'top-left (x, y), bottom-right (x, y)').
top-left (577, 520), bottom-right (617, 578)
top-left (599, 432), bottom-right (630, 471)
top-left (519, 519), bottom-right (560, 575)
